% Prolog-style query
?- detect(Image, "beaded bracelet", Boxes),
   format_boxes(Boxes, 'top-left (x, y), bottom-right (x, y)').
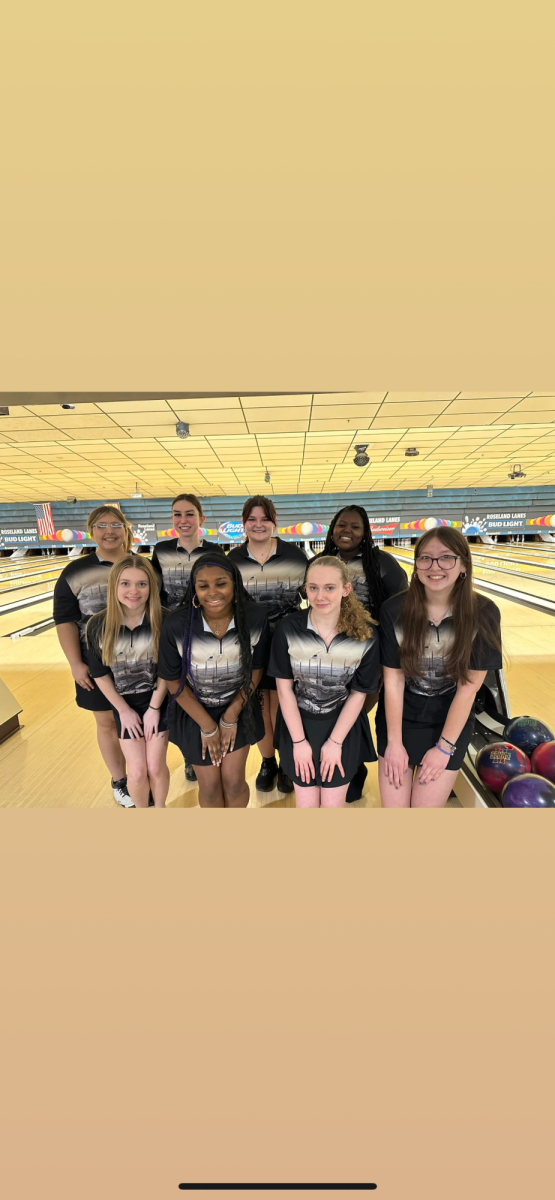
top-left (435, 741), bottom-right (455, 757)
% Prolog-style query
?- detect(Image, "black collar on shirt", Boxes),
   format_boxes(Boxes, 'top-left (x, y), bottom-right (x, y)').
top-left (231, 536), bottom-right (291, 561)
top-left (172, 538), bottom-right (216, 558)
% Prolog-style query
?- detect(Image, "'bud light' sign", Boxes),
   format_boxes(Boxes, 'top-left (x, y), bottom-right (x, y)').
top-left (218, 521), bottom-right (244, 542)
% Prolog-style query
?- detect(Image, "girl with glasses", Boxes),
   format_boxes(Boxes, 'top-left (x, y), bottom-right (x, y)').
top-left (53, 505), bottom-right (136, 807)
top-left (85, 556), bottom-right (170, 808)
top-left (227, 495), bottom-right (308, 796)
top-left (376, 527), bottom-right (502, 808)
top-left (157, 554), bottom-right (270, 808)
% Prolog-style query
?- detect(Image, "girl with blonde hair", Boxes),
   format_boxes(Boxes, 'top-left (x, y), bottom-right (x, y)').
top-left (86, 555), bottom-right (170, 808)
top-left (54, 504), bottom-right (137, 807)
top-left (268, 556), bottom-right (380, 807)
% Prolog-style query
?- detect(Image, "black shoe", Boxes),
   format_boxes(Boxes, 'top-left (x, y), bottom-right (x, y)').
top-left (185, 763), bottom-right (196, 783)
top-left (346, 763), bottom-right (368, 803)
top-left (256, 756), bottom-right (278, 792)
top-left (277, 766), bottom-right (294, 793)
top-left (148, 790), bottom-right (155, 807)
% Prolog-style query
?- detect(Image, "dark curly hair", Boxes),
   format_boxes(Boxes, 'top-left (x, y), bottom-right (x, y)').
top-left (174, 551), bottom-right (258, 740)
top-left (321, 505), bottom-right (386, 618)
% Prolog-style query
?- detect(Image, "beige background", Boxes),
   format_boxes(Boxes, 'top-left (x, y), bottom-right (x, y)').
top-left (1, 2), bottom-right (554, 1198)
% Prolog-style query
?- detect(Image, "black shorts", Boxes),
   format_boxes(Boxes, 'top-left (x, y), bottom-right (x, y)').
top-left (375, 688), bottom-right (474, 771)
top-left (75, 678), bottom-right (112, 712)
top-left (168, 695), bottom-right (264, 766)
top-left (111, 691), bottom-right (170, 740)
top-left (274, 702), bottom-right (377, 789)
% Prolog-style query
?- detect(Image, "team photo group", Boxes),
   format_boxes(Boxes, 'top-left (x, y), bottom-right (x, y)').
top-left (53, 492), bottom-right (502, 809)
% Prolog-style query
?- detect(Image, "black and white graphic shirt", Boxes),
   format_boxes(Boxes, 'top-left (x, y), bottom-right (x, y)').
top-left (53, 552), bottom-right (131, 657)
top-left (86, 611), bottom-right (158, 695)
top-left (311, 547), bottom-right (408, 616)
top-left (151, 539), bottom-right (221, 609)
top-left (379, 592), bottom-right (502, 696)
top-left (227, 538), bottom-right (308, 626)
top-left (268, 609), bottom-right (380, 715)
top-left (157, 601), bottom-right (270, 708)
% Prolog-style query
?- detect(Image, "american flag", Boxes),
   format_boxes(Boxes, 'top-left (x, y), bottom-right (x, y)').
top-left (34, 502), bottom-right (56, 539)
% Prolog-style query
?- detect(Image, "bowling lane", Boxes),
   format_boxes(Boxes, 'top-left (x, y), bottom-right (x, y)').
top-left (0, 598), bottom-right (55, 637)
top-left (473, 546), bottom-right (555, 572)
top-left (389, 548), bottom-right (555, 609)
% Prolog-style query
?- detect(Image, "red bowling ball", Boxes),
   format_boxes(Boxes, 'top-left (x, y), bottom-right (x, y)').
top-left (530, 740), bottom-right (555, 784)
top-left (475, 742), bottom-right (530, 794)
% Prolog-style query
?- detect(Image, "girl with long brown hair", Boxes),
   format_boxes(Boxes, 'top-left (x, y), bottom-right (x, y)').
top-left (268, 557), bottom-right (379, 807)
top-left (85, 555), bottom-right (170, 808)
top-left (377, 527), bottom-right (502, 808)
top-left (54, 504), bottom-right (137, 807)
top-left (228, 495), bottom-right (308, 796)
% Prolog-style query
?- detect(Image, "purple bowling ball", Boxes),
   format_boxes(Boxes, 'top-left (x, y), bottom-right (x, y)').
top-left (501, 773), bottom-right (555, 808)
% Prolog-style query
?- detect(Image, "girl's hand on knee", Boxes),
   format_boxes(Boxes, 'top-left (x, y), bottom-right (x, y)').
top-left (201, 725), bottom-right (222, 767)
top-left (418, 746), bottom-right (448, 784)
top-left (293, 739), bottom-right (315, 785)
top-left (119, 706), bottom-right (144, 740)
top-left (319, 739), bottom-right (344, 784)
top-left (143, 706), bottom-right (160, 742)
top-left (219, 713), bottom-right (238, 756)
top-left (384, 742), bottom-right (409, 788)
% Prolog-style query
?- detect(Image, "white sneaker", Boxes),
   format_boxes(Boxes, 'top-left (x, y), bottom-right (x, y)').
top-left (112, 778), bottom-right (135, 808)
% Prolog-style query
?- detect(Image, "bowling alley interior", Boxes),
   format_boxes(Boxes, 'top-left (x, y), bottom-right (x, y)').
top-left (1, 390), bottom-right (555, 808)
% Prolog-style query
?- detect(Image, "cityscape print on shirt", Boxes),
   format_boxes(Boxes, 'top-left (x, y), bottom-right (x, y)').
top-left (228, 539), bottom-right (308, 624)
top-left (157, 604), bottom-right (269, 708)
top-left (269, 612), bottom-right (379, 716)
top-left (53, 554), bottom-right (117, 652)
top-left (87, 615), bottom-right (158, 695)
top-left (151, 539), bottom-right (219, 609)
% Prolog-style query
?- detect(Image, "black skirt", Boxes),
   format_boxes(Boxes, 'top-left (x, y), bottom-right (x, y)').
top-left (75, 677), bottom-right (112, 712)
top-left (112, 690), bottom-right (170, 740)
top-left (168, 695), bottom-right (265, 766)
top-left (274, 703), bottom-right (377, 789)
top-left (375, 688), bottom-right (474, 771)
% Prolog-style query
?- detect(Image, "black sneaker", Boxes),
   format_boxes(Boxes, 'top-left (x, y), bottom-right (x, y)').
top-left (346, 763), bottom-right (368, 803)
top-left (148, 790), bottom-right (155, 807)
top-left (256, 756), bottom-right (278, 792)
top-left (112, 778), bottom-right (135, 808)
top-left (185, 763), bottom-right (196, 783)
top-left (277, 766), bottom-right (294, 793)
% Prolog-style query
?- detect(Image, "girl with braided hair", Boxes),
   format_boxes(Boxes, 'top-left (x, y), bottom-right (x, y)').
top-left (315, 505), bottom-right (408, 618)
top-left (268, 557), bottom-right (380, 807)
top-left (157, 553), bottom-right (270, 807)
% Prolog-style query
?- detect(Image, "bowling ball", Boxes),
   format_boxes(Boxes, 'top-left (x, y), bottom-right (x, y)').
top-left (501, 773), bottom-right (555, 808)
top-left (503, 715), bottom-right (554, 757)
top-left (475, 742), bottom-right (530, 794)
top-left (530, 739), bottom-right (555, 784)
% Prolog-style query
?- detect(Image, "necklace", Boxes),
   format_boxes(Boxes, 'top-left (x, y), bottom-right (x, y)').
top-left (250, 539), bottom-right (276, 564)
top-left (310, 612), bottom-right (338, 646)
top-left (205, 614), bottom-right (232, 638)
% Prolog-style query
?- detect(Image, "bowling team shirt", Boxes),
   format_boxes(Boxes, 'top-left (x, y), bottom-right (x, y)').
top-left (311, 546), bottom-right (408, 617)
top-left (227, 538), bottom-right (308, 627)
top-left (53, 552), bottom-right (133, 658)
top-left (378, 592), bottom-right (502, 697)
top-left (268, 609), bottom-right (380, 715)
top-left (151, 538), bottom-right (220, 610)
top-left (86, 611), bottom-right (158, 696)
top-left (157, 601), bottom-right (270, 708)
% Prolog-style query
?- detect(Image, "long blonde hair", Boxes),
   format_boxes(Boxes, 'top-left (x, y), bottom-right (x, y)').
top-left (305, 555), bottom-right (377, 641)
top-left (87, 554), bottom-right (163, 666)
top-left (87, 505), bottom-right (134, 553)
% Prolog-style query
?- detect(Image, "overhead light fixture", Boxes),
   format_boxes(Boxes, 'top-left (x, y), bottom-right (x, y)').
top-left (131, 481), bottom-right (143, 498)
top-left (405, 447), bottom-right (419, 457)
top-left (353, 443), bottom-right (370, 467)
top-left (175, 421), bottom-right (190, 439)
top-left (264, 468), bottom-right (271, 484)
top-left (508, 463), bottom-right (526, 479)
top-left (427, 483), bottom-right (433, 498)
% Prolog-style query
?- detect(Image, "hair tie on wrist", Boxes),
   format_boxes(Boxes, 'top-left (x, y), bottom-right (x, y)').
top-left (435, 742), bottom-right (454, 756)
top-left (293, 738), bottom-right (307, 744)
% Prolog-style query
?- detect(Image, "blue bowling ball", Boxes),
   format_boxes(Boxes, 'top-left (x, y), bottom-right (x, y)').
top-left (503, 715), bottom-right (554, 757)
top-left (501, 773), bottom-right (555, 808)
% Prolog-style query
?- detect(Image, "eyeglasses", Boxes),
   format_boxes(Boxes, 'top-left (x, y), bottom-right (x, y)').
top-left (415, 554), bottom-right (459, 569)
top-left (93, 522), bottom-right (125, 530)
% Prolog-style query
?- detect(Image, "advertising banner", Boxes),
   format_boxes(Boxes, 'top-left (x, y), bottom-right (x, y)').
top-left (0, 526), bottom-right (39, 547)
